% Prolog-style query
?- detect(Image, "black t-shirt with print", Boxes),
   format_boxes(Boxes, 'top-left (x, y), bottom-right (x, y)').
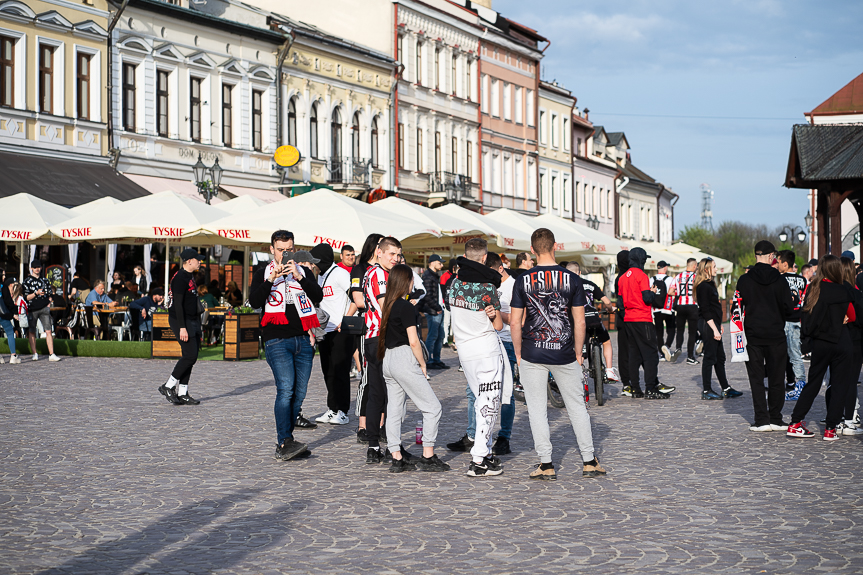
top-left (581, 278), bottom-right (605, 327)
top-left (385, 297), bottom-right (418, 349)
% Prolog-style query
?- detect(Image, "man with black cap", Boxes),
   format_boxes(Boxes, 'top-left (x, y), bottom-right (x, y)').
top-left (22, 260), bottom-right (60, 362)
top-left (420, 254), bottom-right (447, 369)
top-left (310, 242), bottom-right (353, 426)
top-left (735, 240), bottom-right (794, 431)
top-left (614, 250), bottom-right (633, 393)
top-left (158, 248), bottom-right (204, 405)
top-left (618, 247), bottom-right (675, 399)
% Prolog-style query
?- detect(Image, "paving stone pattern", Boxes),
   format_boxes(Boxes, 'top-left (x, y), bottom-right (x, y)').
top-left (1, 337), bottom-right (862, 574)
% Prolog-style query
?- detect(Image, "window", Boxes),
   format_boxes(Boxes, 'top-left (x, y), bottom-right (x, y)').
top-left (481, 74), bottom-right (489, 113)
top-left (397, 34), bottom-right (404, 65)
top-left (577, 137), bottom-right (582, 157)
top-left (551, 112), bottom-right (559, 148)
top-left (122, 63), bottom-right (136, 131)
top-left (526, 89), bottom-right (534, 126)
top-left (539, 110), bottom-right (547, 144)
top-left (351, 112), bottom-right (360, 159)
top-left (451, 137), bottom-right (457, 172)
top-left (490, 79), bottom-right (499, 117)
top-left (503, 83), bottom-right (511, 121)
top-left (190, 77), bottom-right (202, 142)
top-left (416, 128), bottom-right (423, 172)
top-left (415, 42), bottom-right (422, 85)
top-left (330, 107), bottom-right (342, 159)
top-left (492, 153), bottom-right (501, 194)
top-left (252, 89), bottom-right (263, 151)
top-left (607, 190), bottom-right (613, 219)
top-left (39, 45), bottom-right (54, 114)
top-left (563, 177), bottom-right (570, 211)
top-left (515, 157), bottom-right (524, 198)
top-left (514, 87), bottom-right (522, 124)
top-left (482, 150), bottom-right (490, 190)
top-left (0, 35), bottom-right (13, 108)
top-left (223, 85), bottom-right (234, 147)
top-left (466, 141), bottom-right (472, 181)
top-left (539, 171), bottom-right (547, 207)
top-left (398, 122), bottom-right (404, 169)
top-left (599, 188), bottom-right (605, 217)
top-left (310, 104), bottom-right (319, 158)
top-left (528, 159), bottom-right (536, 199)
top-left (594, 186), bottom-right (600, 216)
top-left (451, 55), bottom-right (457, 96)
top-left (563, 118), bottom-right (570, 150)
top-left (466, 60), bottom-right (472, 101)
top-left (434, 131), bottom-right (441, 173)
top-left (76, 53), bottom-right (91, 120)
top-left (152, 70), bottom-right (167, 137)
top-left (434, 48), bottom-right (440, 90)
top-left (503, 155), bottom-right (512, 196)
top-left (551, 174), bottom-right (558, 209)
top-left (286, 96), bottom-right (296, 147)
top-left (371, 117), bottom-right (379, 168)
top-left (576, 182), bottom-right (582, 213)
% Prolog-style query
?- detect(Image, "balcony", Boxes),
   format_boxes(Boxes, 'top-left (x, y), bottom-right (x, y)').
top-left (327, 157), bottom-right (372, 188)
top-left (428, 171), bottom-right (474, 204)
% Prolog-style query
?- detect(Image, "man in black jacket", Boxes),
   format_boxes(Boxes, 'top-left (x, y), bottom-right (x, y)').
top-left (735, 240), bottom-right (794, 431)
top-left (614, 250), bottom-right (633, 394)
top-left (420, 254), bottom-right (448, 370)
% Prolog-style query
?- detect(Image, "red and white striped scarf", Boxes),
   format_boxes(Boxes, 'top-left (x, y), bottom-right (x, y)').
top-left (261, 260), bottom-right (320, 331)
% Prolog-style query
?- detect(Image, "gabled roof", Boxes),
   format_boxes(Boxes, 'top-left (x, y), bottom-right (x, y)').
top-left (607, 132), bottom-right (628, 148)
top-left (785, 124), bottom-right (863, 188)
top-left (809, 71), bottom-right (863, 117)
top-left (620, 162), bottom-right (657, 185)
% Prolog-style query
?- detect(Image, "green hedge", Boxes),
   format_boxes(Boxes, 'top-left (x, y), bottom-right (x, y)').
top-left (0, 338), bottom-right (150, 359)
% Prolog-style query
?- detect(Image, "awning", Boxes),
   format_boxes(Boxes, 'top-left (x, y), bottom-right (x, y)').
top-left (0, 151), bottom-right (150, 207)
top-left (122, 174), bottom-right (225, 204)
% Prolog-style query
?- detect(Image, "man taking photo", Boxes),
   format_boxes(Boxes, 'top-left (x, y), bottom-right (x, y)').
top-left (420, 254), bottom-right (447, 370)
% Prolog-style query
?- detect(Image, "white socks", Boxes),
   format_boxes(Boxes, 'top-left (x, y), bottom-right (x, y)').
top-left (165, 376), bottom-right (178, 389)
top-left (178, 384), bottom-right (188, 396)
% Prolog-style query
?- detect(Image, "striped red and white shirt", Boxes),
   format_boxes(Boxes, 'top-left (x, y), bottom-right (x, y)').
top-left (363, 264), bottom-right (388, 339)
top-left (671, 271), bottom-right (696, 306)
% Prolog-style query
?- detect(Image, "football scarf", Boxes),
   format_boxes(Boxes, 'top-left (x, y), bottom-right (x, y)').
top-left (262, 260), bottom-right (320, 331)
top-left (729, 289), bottom-right (749, 362)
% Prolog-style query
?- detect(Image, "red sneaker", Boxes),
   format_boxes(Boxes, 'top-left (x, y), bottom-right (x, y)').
top-left (823, 428), bottom-right (840, 441)
top-left (786, 421), bottom-right (815, 438)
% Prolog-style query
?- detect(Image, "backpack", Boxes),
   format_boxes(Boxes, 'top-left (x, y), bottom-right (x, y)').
top-left (652, 276), bottom-right (668, 309)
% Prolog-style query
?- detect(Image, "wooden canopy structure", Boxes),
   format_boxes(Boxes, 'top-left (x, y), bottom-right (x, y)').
top-left (785, 124), bottom-right (863, 257)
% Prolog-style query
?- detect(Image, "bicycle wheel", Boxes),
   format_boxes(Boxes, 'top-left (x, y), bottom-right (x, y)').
top-left (547, 374), bottom-right (565, 408)
top-left (592, 343), bottom-right (605, 406)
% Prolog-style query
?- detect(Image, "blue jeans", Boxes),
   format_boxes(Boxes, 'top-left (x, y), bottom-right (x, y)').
top-left (785, 322), bottom-right (805, 382)
top-left (0, 318), bottom-right (15, 354)
top-left (140, 319), bottom-right (153, 333)
top-left (425, 311), bottom-right (445, 363)
top-left (467, 340), bottom-right (517, 439)
top-left (265, 336), bottom-right (316, 444)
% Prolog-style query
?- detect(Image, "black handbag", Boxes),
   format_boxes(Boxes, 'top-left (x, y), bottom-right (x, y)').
top-left (341, 316), bottom-right (365, 335)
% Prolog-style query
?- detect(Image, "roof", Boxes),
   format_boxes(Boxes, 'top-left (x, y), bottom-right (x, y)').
top-left (0, 152), bottom-right (151, 207)
top-left (809, 71), bottom-right (863, 117)
top-left (785, 124), bottom-right (863, 188)
top-left (133, 0), bottom-right (285, 43)
top-left (620, 162), bottom-right (657, 185)
top-left (606, 132), bottom-right (628, 148)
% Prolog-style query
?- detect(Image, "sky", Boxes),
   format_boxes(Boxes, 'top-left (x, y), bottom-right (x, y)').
top-left (493, 0), bottom-right (863, 233)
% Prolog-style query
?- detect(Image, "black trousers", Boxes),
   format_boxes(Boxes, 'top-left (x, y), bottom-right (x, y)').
top-left (744, 340), bottom-right (787, 426)
top-left (319, 329), bottom-right (354, 414)
top-left (675, 305), bottom-right (699, 357)
top-left (654, 313), bottom-right (675, 348)
top-left (699, 320), bottom-right (729, 391)
top-left (793, 334), bottom-right (854, 429)
top-left (363, 337), bottom-right (387, 447)
top-left (169, 318), bottom-right (201, 387)
top-left (617, 316), bottom-right (631, 387)
top-left (626, 321), bottom-right (660, 392)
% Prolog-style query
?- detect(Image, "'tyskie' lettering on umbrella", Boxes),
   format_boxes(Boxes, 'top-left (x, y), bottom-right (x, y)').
top-left (217, 229), bottom-right (251, 239)
top-left (1, 230), bottom-right (32, 240)
top-left (60, 228), bottom-right (92, 238)
top-left (153, 227), bottom-right (185, 237)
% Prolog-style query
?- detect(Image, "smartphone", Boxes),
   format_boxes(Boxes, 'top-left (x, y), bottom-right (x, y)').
top-left (279, 251), bottom-right (295, 266)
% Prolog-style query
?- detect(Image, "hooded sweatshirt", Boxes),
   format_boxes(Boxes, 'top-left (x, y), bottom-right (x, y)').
top-left (618, 247), bottom-right (656, 323)
top-left (311, 243), bottom-right (350, 334)
top-left (614, 250), bottom-right (630, 321)
top-left (734, 262), bottom-right (793, 345)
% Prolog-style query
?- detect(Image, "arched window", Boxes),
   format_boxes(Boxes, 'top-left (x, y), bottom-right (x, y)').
top-left (351, 112), bottom-right (360, 159)
top-left (331, 107), bottom-right (342, 159)
top-left (287, 98), bottom-right (297, 147)
top-left (371, 117), bottom-right (379, 168)
top-left (309, 103), bottom-right (318, 159)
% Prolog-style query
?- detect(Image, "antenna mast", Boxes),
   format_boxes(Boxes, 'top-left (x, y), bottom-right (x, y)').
top-left (700, 183), bottom-right (714, 230)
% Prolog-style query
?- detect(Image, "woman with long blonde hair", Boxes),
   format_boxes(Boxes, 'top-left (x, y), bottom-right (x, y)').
top-left (694, 258), bottom-right (742, 400)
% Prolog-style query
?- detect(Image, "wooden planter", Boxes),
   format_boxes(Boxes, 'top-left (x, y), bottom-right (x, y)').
top-left (151, 313), bottom-right (182, 359)
top-left (224, 313), bottom-right (261, 360)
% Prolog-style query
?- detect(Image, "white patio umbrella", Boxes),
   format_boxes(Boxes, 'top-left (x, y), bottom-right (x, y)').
top-left (434, 204), bottom-right (531, 252)
top-left (217, 195), bottom-right (281, 215)
top-left (71, 196), bottom-right (122, 214)
top-left (667, 242), bottom-right (734, 275)
top-left (0, 193), bottom-right (74, 280)
top-left (485, 208), bottom-right (594, 257)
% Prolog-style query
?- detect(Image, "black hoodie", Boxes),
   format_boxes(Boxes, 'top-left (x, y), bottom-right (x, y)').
top-left (801, 280), bottom-right (859, 345)
top-left (735, 262), bottom-right (794, 345)
top-left (628, 247), bottom-right (657, 306)
top-left (614, 250), bottom-right (630, 320)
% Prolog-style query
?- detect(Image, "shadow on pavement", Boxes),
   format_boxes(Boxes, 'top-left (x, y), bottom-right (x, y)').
top-left (201, 380), bottom-right (272, 402)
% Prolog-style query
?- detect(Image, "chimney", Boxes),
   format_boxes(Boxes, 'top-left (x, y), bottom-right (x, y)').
top-left (472, 0), bottom-right (493, 8)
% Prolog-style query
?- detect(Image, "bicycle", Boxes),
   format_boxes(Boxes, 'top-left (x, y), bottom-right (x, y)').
top-left (584, 310), bottom-right (612, 406)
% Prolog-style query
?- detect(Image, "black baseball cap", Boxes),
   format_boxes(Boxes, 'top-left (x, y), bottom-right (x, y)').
top-left (808, 258), bottom-right (818, 266)
top-left (180, 248), bottom-right (204, 261)
top-left (30, 260), bottom-right (42, 268)
top-left (428, 254), bottom-right (443, 264)
top-left (657, 260), bottom-right (669, 268)
top-left (754, 240), bottom-right (776, 256)
top-left (151, 288), bottom-right (164, 296)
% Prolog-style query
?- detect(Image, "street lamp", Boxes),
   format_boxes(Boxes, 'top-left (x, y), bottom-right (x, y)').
top-left (778, 226), bottom-right (807, 244)
top-left (585, 215), bottom-right (600, 230)
top-left (192, 153), bottom-right (224, 205)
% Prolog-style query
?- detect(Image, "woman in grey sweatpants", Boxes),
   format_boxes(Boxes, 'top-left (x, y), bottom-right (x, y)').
top-left (379, 265), bottom-right (449, 473)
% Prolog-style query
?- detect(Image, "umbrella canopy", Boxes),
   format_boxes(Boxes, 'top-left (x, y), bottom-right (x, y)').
top-left (0, 192), bottom-right (74, 244)
top-left (485, 208), bottom-right (594, 256)
top-left (71, 196), bottom-right (122, 214)
top-left (667, 242), bottom-right (733, 274)
top-left (217, 195), bottom-right (279, 215)
top-left (201, 188), bottom-right (439, 252)
top-left (48, 191), bottom-right (230, 246)
top-left (434, 204), bottom-right (531, 252)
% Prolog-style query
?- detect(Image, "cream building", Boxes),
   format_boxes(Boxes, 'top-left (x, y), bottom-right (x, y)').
top-left (537, 80), bottom-right (573, 219)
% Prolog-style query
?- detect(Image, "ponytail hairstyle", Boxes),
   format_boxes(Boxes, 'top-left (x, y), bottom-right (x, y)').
top-left (803, 254), bottom-right (843, 313)
top-left (692, 258), bottom-right (715, 304)
top-left (840, 256), bottom-right (856, 285)
top-left (359, 233), bottom-right (385, 266)
top-left (377, 264), bottom-right (416, 361)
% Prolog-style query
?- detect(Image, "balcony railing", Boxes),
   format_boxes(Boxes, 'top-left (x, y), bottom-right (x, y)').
top-left (428, 171), bottom-right (473, 202)
top-left (327, 157), bottom-right (372, 187)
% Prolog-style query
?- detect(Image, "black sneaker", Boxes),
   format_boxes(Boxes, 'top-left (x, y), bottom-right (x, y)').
top-left (670, 348), bottom-right (682, 362)
top-left (383, 446), bottom-right (415, 462)
top-left (701, 389), bottom-right (722, 400)
top-left (416, 454), bottom-right (451, 472)
top-left (365, 447), bottom-right (384, 464)
top-left (644, 390), bottom-right (670, 400)
top-left (446, 434), bottom-right (475, 452)
top-left (295, 413), bottom-right (317, 429)
top-left (723, 387), bottom-right (743, 398)
top-left (274, 439), bottom-right (308, 461)
top-left (388, 457), bottom-right (417, 473)
top-left (491, 436), bottom-right (511, 455)
top-left (685, 357), bottom-right (699, 365)
top-left (356, 428), bottom-right (369, 444)
top-left (656, 383), bottom-right (676, 394)
top-left (158, 383), bottom-right (182, 405)
top-left (621, 386), bottom-right (644, 398)
top-left (466, 456), bottom-right (503, 477)
top-left (175, 394), bottom-right (200, 405)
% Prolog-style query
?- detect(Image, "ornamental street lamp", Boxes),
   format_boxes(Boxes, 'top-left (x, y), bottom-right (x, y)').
top-left (192, 153), bottom-right (224, 205)
top-left (585, 215), bottom-right (600, 230)
top-left (778, 226), bottom-right (807, 245)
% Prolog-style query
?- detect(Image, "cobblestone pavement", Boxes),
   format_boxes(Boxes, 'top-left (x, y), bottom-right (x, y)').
top-left (2, 335), bottom-right (862, 575)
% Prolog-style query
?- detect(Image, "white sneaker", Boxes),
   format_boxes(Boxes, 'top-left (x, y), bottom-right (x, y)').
top-left (0, 355), bottom-right (4, 364)
top-left (749, 424), bottom-right (773, 432)
top-left (49, 354), bottom-right (61, 362)
top-left (660, 345), bottom-right (672, 362)
top-left (841, 423), bottom-right (863, 436)
top-left (32, 353), bottom-right (38, 361)
top-left (9, 355), bottom-right (20, 364)
top-left (315, 409), bottom-right (336, 423)
top-left (605, 367), bottom-right (620, 382)
top-left (350, 367), bottom-right (359, 379)
top-left (329, 410), bottom-right (349, 425)
top-left (769, 423), bottom-right (788, 431)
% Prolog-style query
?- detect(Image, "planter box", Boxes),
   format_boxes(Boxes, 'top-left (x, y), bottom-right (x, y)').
top-left (224, 313), bottom-right (261, 360)
top-left (151, 313), bottom-right (182, 359)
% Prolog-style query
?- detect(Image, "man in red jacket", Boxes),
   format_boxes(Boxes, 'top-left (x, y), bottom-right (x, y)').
top-left (618, 247), bottom-right (676, 399)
